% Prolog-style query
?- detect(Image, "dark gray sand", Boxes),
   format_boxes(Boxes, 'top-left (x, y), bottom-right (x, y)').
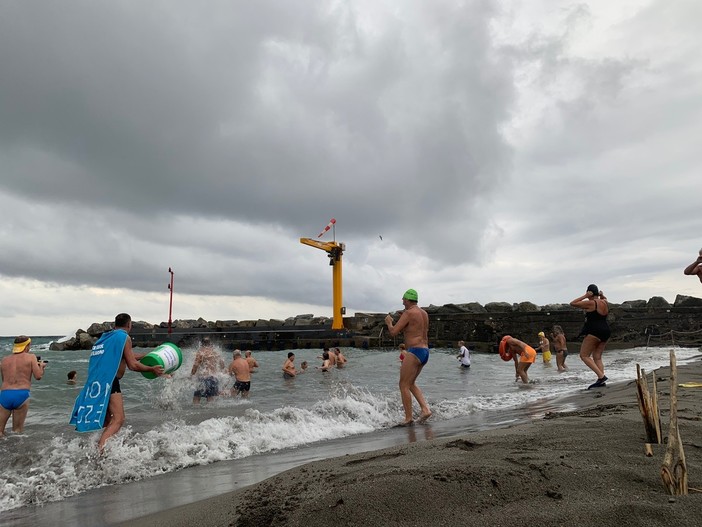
top-left (124, 359), bottom-right (702, 527)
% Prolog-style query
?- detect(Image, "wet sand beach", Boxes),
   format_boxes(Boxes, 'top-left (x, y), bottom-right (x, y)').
top-left (124, 357), bottom-right (702, 527)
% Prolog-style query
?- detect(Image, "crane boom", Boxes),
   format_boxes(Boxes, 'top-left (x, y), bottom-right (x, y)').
top-left (300, 237), bottom-right (346, 330)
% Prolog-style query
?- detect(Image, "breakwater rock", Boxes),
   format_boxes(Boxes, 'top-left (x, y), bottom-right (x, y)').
top-left (50, 294), bottom-right (702, 353)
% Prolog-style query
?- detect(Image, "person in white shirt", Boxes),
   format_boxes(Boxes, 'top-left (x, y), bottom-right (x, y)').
top-left (457, 340), bottom-right (471, 368)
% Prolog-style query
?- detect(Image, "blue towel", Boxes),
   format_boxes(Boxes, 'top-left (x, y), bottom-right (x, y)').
top-left (69, 329), bottom-right (128, 432)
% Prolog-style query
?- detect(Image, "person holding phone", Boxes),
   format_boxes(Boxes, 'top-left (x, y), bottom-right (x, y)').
top-left (0, 336), bottom-right (46, 436)
top-left (683, 248), bottom-right (702, 283)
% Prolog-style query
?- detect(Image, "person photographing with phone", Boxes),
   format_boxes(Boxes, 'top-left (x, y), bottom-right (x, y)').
top-left (683, 248), bottom-right (702, 283)
top-left (0, 336), bottom-right (47, 436)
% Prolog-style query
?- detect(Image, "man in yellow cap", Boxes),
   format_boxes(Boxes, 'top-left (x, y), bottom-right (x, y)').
top-left (385, 288), bottom-right (432, 426)
top-left (0, 336), bottom-right (46, 436)
top-left (535, 331), bottom-right (552, 365)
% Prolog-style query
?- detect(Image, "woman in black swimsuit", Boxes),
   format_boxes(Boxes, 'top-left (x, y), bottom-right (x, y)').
top-left (570, 284), bottom-right (610, 389)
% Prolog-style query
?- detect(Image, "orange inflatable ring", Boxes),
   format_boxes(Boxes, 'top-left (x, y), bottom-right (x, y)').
top-left (499, 336), bottom-right (513, 361)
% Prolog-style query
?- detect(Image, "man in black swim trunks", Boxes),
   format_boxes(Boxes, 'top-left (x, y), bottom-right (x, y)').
top-left (191, 338), bottom-right (225, 404)
top-left (99, 314), bottom-right (164, 451)
top-left (551, 325), bottom-right (569, 372)
top-left (228, 350), bottom-right (251, 398)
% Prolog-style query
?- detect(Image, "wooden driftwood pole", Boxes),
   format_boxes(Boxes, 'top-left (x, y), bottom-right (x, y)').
top-left (661, 350), bottom-right (688, 495)
top-left (635, 364), bottom-right (662, 447)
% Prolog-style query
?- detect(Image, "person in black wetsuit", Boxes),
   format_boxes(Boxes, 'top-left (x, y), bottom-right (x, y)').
top-left (570, 284), bottom-right (610, 389)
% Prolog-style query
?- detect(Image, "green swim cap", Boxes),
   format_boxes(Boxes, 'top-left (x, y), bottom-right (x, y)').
top-left (403, 288), bottom-right (418, 302)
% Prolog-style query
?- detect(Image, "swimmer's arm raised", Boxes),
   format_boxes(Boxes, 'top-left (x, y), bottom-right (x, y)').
top-left (684, 256), bottom-right (702, 275)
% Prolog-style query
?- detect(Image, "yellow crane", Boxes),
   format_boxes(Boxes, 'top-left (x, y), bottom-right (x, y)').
top-left (300, 226), bottom-right (346, 330)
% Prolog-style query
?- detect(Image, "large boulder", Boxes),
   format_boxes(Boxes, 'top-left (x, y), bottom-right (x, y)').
top-left (87, 321), bottom-right (112, 337)
top-left (646, 296), bottom-right (671, 310)
top-left (170, 318), bottom-right (208, 329)
top-left (674, 294), bottom-right (702, 307)
top-left (437, 304), bottom-right (470, 314)
top-left (459, 302), bottom-right (487, 314)
top-left (541, 303), bottom-right (572, 312)
top-left (49, 338), bottom-right (74, 351)
top-left (514, 302), bottom-right (540, 312)
top-left (49, 329), bottom-right (93, 351)
top-left (484, 302), bottom-right (512, 313)
top-left (215, 320), bottom-right (239, 329)
top-left (77, 331), bottom-right (95, 350)
top-left (131, 321), bottom-right (154, 334)
top-left (621, 300), bottom-right (647, 309)
top-left (346, 314), bottom-right (385, 331)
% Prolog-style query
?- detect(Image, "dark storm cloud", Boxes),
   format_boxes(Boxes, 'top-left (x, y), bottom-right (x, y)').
top-left (0, 1), bottom-right (514, 271)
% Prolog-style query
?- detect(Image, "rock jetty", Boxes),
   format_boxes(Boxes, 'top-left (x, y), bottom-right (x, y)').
top-left (49, 294), bottom-right (702, 353)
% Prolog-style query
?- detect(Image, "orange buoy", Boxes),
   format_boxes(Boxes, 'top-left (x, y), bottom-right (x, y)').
top-left (499, 336), bottom-right (513, 361)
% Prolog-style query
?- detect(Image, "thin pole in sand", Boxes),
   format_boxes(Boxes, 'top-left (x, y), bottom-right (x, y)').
top-left (660, 350), bottom-right (688, 495)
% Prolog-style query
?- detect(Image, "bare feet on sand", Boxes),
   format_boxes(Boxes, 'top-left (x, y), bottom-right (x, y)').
top-left (418, 412), bottom-right (432, 423)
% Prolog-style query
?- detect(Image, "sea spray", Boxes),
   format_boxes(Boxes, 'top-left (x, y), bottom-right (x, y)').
top-left (0, 388), bottom-right (400, 511)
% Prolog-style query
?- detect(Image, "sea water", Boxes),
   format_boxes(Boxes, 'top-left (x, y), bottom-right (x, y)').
top-left (0, 336), bottom-right (699, 516)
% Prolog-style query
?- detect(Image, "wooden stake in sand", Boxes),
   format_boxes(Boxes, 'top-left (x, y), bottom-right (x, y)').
top-left (635, 364), bottom-right (661, 445)
top-left (660, 350), bottom-right (688, 495)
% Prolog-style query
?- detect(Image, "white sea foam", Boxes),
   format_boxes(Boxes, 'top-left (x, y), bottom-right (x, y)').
top-left (0, 389), bottom-right (398, 511)
top-left (1, 344), bottom-right (699, 512)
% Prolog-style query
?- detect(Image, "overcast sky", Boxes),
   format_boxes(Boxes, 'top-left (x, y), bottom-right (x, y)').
top-left (1, 0), bottom-right (700, 336)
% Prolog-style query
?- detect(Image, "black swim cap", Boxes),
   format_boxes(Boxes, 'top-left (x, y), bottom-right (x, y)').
top-left (587, 284), bottom-right (599, 295)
